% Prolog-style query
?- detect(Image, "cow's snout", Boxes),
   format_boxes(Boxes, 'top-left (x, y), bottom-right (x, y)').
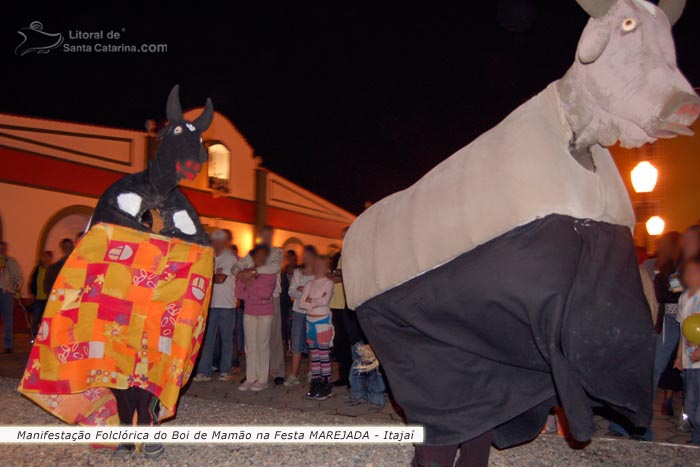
top-left (652, 91), bottom-right (700, 138)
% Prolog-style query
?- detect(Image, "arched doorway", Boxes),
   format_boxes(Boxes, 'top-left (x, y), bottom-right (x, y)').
top-left (37, 205), bottom-right (93, 259)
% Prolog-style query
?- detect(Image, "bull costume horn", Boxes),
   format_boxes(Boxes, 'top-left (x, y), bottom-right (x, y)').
top-left (575, 0), bottom-right (615, 17)
top-left (658, 0), bottom-right (686, 26)
top-left (193, 98), bottom-right (214, 132)
top-left (166, 84), bottom-right (183, 122)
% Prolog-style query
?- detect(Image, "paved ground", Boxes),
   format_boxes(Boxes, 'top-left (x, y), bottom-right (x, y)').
top-left (1, 377), bottom-right (698, 467)
top-left (2, 330), bottom-right (699, 466)
top-left (0, 329), bottom-right (694, 443)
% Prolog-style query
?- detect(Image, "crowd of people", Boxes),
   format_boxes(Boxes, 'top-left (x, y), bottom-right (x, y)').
top-left (191, 225), bottom-right (386, 406)
top-left (0, 235), bottom-right (77, 353)
top-left (4, 222), bottom-right (700, 437)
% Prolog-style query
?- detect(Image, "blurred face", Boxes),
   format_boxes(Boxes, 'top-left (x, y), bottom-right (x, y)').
top-left (302, 251), bottom-right (316, 269)
top-left (314, 257), bottom-right (329, 277)
top-left (259, 228), bottom-right (273, 246)
top-left (682, 229), bottom-right (700, 259)
top-left (656, 236), bottom-right (678, 261)
top-left (210, 231), bottom-right (232, 254)
top-left (286, 251), bottom-right (297, 265)
top-left (252, 249), bottom-right (269, 268)
top-left (61, 240), bottom-right (74, 256)
top-left (40, 252), bottom-right (53, 267)
top-left (683, 263), bottom-right (700, 291)
top-left (212, 237), bottom-right (227, 254)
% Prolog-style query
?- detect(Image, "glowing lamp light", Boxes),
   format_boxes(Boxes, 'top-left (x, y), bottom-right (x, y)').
top-left (631, 161), bottom-right (658, 193)
top-left (646, 216), bottom-right (665, 236)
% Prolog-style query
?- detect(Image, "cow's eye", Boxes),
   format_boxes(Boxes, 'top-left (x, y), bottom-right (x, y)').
top-left (622, 18), bottom-right (637, 32)
top-left (173, 126), bottom-right (183, 135)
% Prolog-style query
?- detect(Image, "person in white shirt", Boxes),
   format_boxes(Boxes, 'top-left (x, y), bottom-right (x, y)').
top-left (284, 246), bottom-right (318, 386)
top-left (0, 241), bottom-right (22, 353)
top-left (194, 229), bottom-right (238, 382)
top-left (231, 225), bottom-right (285, 384)
top-left (674, 258), bottom-right (700, 445)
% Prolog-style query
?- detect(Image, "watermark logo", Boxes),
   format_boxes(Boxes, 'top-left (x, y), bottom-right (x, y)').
top-left (15, 21), bottom-right (64, 56)
top-left (14, 21), bottom-right (168, 56)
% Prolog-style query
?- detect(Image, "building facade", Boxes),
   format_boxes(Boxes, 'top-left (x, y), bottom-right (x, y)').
top-left (0, 109), bottom-right (355, 294)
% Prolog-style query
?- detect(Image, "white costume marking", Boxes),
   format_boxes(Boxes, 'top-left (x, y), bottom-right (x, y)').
top-left (173, 210), bottom-right (196, 235)
top-left (186, 123), bottom-right (196, 132)
top-left (116, 192), bottom-right (142, 217)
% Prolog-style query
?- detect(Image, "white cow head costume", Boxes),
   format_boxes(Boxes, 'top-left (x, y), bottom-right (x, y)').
top-left (342, 0), bottom-right (700, 310)
top-left (560, 0), bottom-right (700, 150)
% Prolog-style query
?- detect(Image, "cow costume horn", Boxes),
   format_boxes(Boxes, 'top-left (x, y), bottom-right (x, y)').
top-left (166, 84), bottom-right (183, 122)
top-left (165, 84), bottom-right (214, 131)
top-left (193, 98), bottom-right (214, 132)
top-left (659, 0), bottom-right (686, 26)
top-left (576, 0), bottom-right (615, 17)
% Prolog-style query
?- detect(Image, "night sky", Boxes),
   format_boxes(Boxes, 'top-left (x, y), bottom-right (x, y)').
top-left (2, 1), bottom-right (699, 214)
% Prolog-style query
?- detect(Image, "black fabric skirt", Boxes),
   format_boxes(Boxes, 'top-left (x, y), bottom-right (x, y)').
top-left (356, 214), bottom-right (655, 448)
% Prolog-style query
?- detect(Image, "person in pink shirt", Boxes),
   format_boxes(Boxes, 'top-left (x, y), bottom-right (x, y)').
top-left (235, 245), bottom-right (277, 392)
top-left (300, 256), bottom-right (335, 400)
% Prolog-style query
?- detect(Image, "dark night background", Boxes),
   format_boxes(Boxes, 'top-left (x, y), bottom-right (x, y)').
top-left (2, 1), bottom-right (699, 214)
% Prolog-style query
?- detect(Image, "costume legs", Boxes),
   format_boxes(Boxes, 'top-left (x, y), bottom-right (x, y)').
top-left (413, 430), bottom-right (493, 467)
top-left (110, 387), bottom-right (160, 426)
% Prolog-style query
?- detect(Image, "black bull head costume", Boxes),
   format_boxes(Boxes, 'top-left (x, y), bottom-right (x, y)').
top-left (18, 87), bottom-right (216, 431)
top-left (90, 85), bottom-right (213, 246)
top-left (343, 0), bottom-right (700, 453)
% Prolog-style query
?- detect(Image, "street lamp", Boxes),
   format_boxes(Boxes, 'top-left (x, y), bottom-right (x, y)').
top-left (631, 161), bottom-right (658, 193)
top-left (646, 216), bottom-right (665, 236)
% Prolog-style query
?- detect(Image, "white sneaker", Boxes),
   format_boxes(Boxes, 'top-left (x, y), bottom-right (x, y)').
top-left (192, 374), bottom-right (211, 382)
top-left (238, 380), bottom-right (255, 391)
top-left (218, 373), bottom-right (233, 382)
top-left (284, 375), bottom-right (301, 386)
top-left (251, 381), bottom-right (269, 392)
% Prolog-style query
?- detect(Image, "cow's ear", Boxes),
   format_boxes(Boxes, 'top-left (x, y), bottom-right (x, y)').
top-left (577, 19), bottom-right (610, 64)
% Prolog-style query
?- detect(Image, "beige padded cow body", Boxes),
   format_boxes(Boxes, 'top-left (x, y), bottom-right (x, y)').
top-left (343, 82), bottom-right (635, 310)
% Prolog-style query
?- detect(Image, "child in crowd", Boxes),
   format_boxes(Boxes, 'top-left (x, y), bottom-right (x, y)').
top-left (284, 246), bottom-right (318, 386)
top-left (300, 255), bottom-right (335, 400)
top-left (235, 245), bottom-right (277, 392)
top-left (675, 257), bottom-right (700, 445)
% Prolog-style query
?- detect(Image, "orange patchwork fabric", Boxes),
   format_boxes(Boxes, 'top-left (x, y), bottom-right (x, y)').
top-left (18, 223), bottom-right (213, 426)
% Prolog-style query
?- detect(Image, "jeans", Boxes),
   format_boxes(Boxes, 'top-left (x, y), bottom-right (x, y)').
top-left (197, 307), bottom-right (235, 376)
top-left (349, 343), bottom-right (386, 406)
top-left (607, 316), bottom-right (680, 440)
top-left (233, 307), bottom-right (244, 368)
top-left (0, 292), bottom-right (14, 350)
top-left (28, 299), bottom-right (47, 338)
top-left (685, 369), bottom-right (700, 444)
top-left (269, 297), bottom-right (285, 379)
top-left (290, 311), bottom-right (309, 354)
top-left (653, 314), bottom-right (681, 390)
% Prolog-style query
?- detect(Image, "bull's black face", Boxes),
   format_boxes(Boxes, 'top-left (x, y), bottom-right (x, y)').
top-left (149, 85), bottom-right (214, 193)
top-left (161, 120), bottom-right (208, 182)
